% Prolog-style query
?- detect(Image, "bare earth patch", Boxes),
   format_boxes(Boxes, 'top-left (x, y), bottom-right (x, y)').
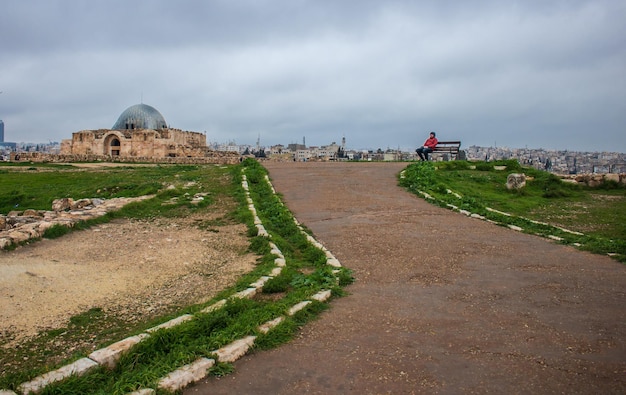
top-left (0, 213), bottom-right (257, 344)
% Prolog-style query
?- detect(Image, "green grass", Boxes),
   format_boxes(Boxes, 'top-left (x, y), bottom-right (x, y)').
top-left (399, 160), bottom-right (626, 262)
top-left (0, 163), bottom-right (219, 214)
top-left (0, 160), bottom-right (353, 394)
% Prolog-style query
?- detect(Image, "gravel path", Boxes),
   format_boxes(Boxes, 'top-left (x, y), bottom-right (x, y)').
top-left (187, 161), bottom-right (626, 394)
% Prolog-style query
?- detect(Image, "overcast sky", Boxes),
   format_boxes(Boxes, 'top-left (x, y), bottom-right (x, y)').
top-left (1, 0), bottom-right (625, 152)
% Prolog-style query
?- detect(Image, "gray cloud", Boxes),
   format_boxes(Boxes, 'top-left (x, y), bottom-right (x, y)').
top-left (1, 0), bottom-right (624, 152)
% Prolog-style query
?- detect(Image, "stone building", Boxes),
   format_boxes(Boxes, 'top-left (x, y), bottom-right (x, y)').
top-left (60, 104), bottom-right (207, 158)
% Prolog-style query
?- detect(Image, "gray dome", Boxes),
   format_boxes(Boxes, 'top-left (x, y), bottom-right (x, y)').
top-left (112, 104), bottom-right (168, 130)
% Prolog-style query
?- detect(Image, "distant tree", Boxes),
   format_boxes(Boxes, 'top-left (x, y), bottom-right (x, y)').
top-left (544, 158), bottom-right (552, 171)
top-left (337, 147), bottom-right (346, 158)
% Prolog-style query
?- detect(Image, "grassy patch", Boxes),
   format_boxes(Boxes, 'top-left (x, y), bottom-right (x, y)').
top-left (1, 164), bottom-right (236, 248)
top-left (399, 160), bottom-right (626, 262)
top-left (0, 164), bottom-right (221, 214)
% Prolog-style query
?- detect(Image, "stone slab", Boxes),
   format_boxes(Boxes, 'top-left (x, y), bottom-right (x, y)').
top-left (19, 357), bottom-right (98, 394)
top-left (89, 334), bottom-right (149, 369)
top-left (311, 290), bottom-right (332, 302)
top-left (212, 336), bottom-right (256, 363)
top-left (146, 314), bottom-right (194, 333)
top-left (288, 301), bottom-right (311, 316)
top-left (258, 317), bottom-right (285, 334)
top-left (233, 287), bottom-right (257, 299)
top-left (157, 357), bottom-right (215, 392)
top-left (200, 299), bottom-right (226, 313)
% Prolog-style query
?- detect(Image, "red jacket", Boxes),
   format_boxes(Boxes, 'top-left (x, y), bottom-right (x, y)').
top-left (423, 136), bottom-right (438, 149)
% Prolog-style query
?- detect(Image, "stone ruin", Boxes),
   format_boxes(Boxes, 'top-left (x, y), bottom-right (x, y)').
top-left (506, 172), bottom-right (626, 190)
top-left (13, 151), bottom-right (241, 165)
top-left (0, 196), bottom-right (152, 250)
top-left (559, 173), bottom-right (626, 187)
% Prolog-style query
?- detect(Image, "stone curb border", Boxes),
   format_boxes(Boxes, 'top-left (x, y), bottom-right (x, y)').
top-left (399, 170), bottom-right (585, 244)
top-left (2, 169), bottom-right (343, 395)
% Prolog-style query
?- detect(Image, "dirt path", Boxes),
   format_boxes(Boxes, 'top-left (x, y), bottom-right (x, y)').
top-left (187, 161), bottom-right (626, 394)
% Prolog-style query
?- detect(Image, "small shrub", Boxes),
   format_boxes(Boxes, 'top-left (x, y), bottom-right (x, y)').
top-left (69, 307), bottom-right (104, 327)
top-left (500, 159), bottom-right (523, 172)
top-left (542, 187), bottom-right (570, 198)
top-left (302, 245), bottom-right (327, 265)
top-left (475, 162), bottom-right (493, 171)
top-left (436, 160), bottom-right (472, 171)
top-left (291, 266), bottom-right (340, 290)
top-left (540, 176), bottom-right (574, 198)
top-left (211, 362), bottom-right (235, 377)
top-left (595, 180), bottom-right (623, 190)
top-left (249, 236), bottom-right (271, 255)
top-left (42, 223), bottom-right (72, 239)
top-left (335, 268), bottom-right (355, 286)
top-left (263, 268), bottom-right (297, 293)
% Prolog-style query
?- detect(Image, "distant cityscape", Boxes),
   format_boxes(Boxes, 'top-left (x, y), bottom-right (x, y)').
top-left (463, 146), bottom-right (626, 174)
top-left (2, 135), bottom-right (625, 175)
top-left (2, 105), bottom-right (624, 174)
top-left (214, 138), bottom-right (626, 174)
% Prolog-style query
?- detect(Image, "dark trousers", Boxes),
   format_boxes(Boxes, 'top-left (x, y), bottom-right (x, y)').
top-left (415, 147), bottom-right (433, 161)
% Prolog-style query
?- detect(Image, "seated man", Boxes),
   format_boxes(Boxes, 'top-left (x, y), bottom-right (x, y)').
top-left (415, 132), bottom-right (438, 161)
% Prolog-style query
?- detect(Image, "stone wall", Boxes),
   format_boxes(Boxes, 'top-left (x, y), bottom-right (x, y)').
top-left (14, 150), bottom-right (241, 165)
top-left (0, 196), bottom-right (153, 249)
top-left (60, 128), bottom-right (208, 158)
top-left (559, 173), bottom-right (626, 187)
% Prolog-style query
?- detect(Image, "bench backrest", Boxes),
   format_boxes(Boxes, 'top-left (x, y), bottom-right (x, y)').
top-left (435, 141), bottom-right (461, 147)
top-left (431, 141), bottom-right (462, 159)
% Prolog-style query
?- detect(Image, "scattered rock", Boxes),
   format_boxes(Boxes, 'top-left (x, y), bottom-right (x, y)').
top-left (72, 199), bottom-right (93, 209)
top-left (23, 209), bottom-right (42, 217)
top-left (52, 198), bottom-right (75, 212)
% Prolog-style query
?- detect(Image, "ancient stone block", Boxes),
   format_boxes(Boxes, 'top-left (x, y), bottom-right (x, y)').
top-left (506, 173), bottom-right (526, 190)
top-left (52, 198), bottom-right (74, 212)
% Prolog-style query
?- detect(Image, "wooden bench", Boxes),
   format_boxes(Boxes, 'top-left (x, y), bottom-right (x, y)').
top-left (432, 141), bottom-right (462, 160)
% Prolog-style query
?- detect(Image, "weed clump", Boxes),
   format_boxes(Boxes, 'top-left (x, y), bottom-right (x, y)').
top-left (42, 223), bottom-right (72, 239)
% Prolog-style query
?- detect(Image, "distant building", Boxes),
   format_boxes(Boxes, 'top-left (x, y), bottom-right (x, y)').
top-left (287, 143), bottom-right (306, 152)
top-left (0, 119), bottom-right (17, 152)
top-left (61, 104), bottom-right (208, 158)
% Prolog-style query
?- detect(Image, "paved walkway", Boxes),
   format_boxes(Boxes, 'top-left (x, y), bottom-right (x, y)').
top-left (187, 162), bottom-right (626, 394)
